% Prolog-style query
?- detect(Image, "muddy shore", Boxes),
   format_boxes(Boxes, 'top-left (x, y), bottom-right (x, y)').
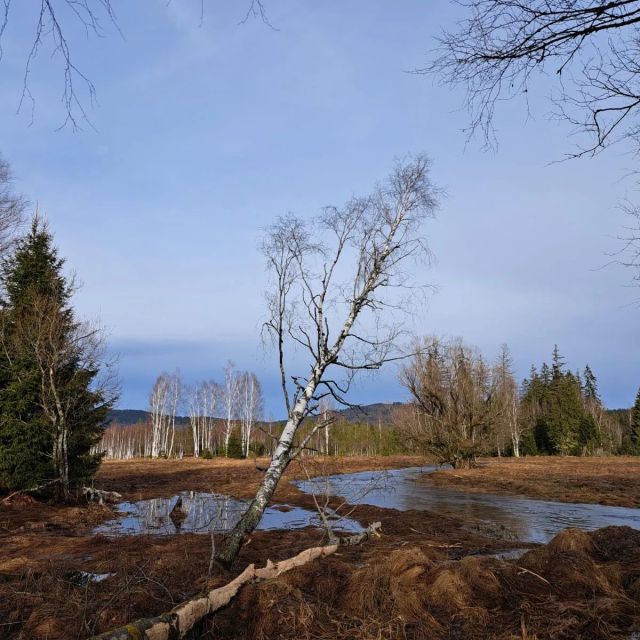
top-left (425, 456), bottom-right (640, 507)
top-left (1, 456), bottom-right (639, 639)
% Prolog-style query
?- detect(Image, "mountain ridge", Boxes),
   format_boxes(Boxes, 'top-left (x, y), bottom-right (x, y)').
top-left (107, 402), bottom-right (404, 427)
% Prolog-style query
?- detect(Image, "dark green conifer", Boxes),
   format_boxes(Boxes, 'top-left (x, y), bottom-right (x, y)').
top-left (631, 387), bottom-right (640, 454)
top-left (0, 218), bottom-right (114, 494)
top-left (583, 365), bottom-right (599, 402)
top-left (551, 344), bottom-right (565, 380)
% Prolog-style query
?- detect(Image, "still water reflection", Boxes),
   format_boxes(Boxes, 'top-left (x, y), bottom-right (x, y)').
top-left (296, 467), bottom-right (640, 544)
top-left (95, 491), bottom-right (363, 536)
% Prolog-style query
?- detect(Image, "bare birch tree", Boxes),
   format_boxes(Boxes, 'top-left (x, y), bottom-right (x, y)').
top-left (0, 155), bottom-right (25, 256)
top-left (222, 361), bottom-right (239, 457)
top-left (150, 375), bottom-right (168, 459)
top-left (5, 290), bottom-right (118, 495)
top-left (149, 370), bottom-right (182, 458)
top-left (318, 396), bottom-right (335, 455)
top-left (493, 344), bottom-right (521, 457)
top-left (238, 371), bottom-right (263, 458)
top-left (188, 380), bottom-right (221, 457)
top-left (216, 154), bottom-right (439, 565)
top-left (165, 371), bottom-right (182, 456)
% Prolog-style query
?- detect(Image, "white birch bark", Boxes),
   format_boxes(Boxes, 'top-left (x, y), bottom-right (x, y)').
top-left (217, 155), bottom-right (439, 564)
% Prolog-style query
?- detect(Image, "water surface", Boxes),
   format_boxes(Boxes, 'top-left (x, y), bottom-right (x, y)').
top-left (95, 491), bottom-right (363, 536)
top-left (296, 466), bottom-right (640, 544)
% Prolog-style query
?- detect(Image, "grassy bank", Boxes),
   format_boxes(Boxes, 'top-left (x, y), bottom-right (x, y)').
top-left (426, 456), bottom-right (640, 507)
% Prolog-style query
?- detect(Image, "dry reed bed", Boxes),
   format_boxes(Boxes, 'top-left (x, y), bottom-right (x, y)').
top-left (212, 526), bottom-right (640, 640)
top-left (2, 457), bottom-right (640, 638)
top-left (427, 456), bottom-right (640, 507)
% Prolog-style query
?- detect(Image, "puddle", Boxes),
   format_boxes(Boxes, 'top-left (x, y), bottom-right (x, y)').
top-left (95, 491), bottom-right (363, 537)
top-left (487, 548), bottom-right (529, 561)
top-left (96, 467), bottom-right (640, 543)
top-left (296, 467), bottom-right (640, 544)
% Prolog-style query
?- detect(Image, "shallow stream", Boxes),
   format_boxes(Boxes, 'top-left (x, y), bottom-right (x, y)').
top-left (296, 466), bottom-right (640, 543)
top-left (95, 466), bottom-right (640, 543)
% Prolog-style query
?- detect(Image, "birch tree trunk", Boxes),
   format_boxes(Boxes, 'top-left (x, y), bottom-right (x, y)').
top-left (216, 155), bottom-right (439, 565)
top-left (217, 369), bottom-right (322, 565)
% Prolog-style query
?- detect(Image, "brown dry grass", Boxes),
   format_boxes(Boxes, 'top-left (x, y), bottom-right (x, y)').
top-left (427, 456), bottom-right (640, 507)
top-left (2, 456), bottom-right (640, 639)
top-left (212, 526), bottom-right (640, 640)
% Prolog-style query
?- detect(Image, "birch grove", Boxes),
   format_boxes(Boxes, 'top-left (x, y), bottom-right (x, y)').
top-left (96, 422), bottom-right (153, 459)
top-left (150, 371), bottom-right (182, 458)
top-left (98, 366), bottom-right (266, 460)
top-left (188, 381), bottom-right (220, 457)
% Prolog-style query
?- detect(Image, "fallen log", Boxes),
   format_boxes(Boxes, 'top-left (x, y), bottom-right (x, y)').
top-left (2, 484), bottom-right (122, 506)
top-left (0, 479), bottom-right (61, 504)
top-left (88, 521), bottom-right (382, 640)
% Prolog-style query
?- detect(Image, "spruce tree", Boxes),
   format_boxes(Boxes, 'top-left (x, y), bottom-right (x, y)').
top-left (580, 364), bottom-right (602, 454)
top-left (551, 344), bottom-right (565, 380)
top-left (546, 372), bottom-right (583, 455)
top-left (520, 348), bottom-right (597, 455)
top-left (0, 218), bottom-right (114, 494)
top-left (631, 387), bottom-right (640, 454)
top-left (583, 365), bottom-right (599, 402)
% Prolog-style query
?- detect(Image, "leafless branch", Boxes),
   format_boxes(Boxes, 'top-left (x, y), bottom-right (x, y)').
top-left (425, 0), bottom-right (640, 155)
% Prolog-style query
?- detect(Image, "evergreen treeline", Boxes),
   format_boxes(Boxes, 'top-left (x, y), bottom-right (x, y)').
top-left (631, 388), bottom-right (640, 453)
top-left (0, 219), bottom-right (115, 498)
top-left (515, 346), bottom-right (634, 456)
top-left (398, 339), bottom-right (639, 465)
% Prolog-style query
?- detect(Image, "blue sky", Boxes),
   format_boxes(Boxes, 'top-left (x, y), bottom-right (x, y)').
top-left (0, 1), bottom-right (637, 416)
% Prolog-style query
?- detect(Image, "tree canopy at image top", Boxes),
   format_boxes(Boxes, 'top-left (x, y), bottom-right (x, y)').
top-left (0, 1), bottom-right (121, 129)
top-left (426, 0), bottom-right (640, 157)
top-left (0, 1), bottom-right (270, 128)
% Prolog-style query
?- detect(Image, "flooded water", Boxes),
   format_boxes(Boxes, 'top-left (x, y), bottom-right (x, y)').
top-left (96, 467), bottom-right (640, 542)
top-left (95, 491), bottom-right (363, 537)
top-left (296, 467), bottom-right (640, 544)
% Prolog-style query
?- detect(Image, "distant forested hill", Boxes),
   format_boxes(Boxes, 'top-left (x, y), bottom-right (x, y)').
top-left (108, 402), bottom-right (402, 427)
top-left (333, 402), bottom-right (403, 425)
top-left (107, 409), bottom-right (190, 427)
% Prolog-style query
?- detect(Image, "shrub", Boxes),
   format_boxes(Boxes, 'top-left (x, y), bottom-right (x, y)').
top-left (226, 433), bottom-right (244, 459)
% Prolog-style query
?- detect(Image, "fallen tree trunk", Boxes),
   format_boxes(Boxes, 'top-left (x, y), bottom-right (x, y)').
top-left (0, 479), bottom-right (61, 504)
top-left (2, 484), bottom-right (122, 506)
top-left (88, 522), bottom-right (381, 640)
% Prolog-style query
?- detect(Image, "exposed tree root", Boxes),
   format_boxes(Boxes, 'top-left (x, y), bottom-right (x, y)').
top-left (88, 523), bottom-right (381, 640)
top-left (81, 487), bottom-right (122, 504)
